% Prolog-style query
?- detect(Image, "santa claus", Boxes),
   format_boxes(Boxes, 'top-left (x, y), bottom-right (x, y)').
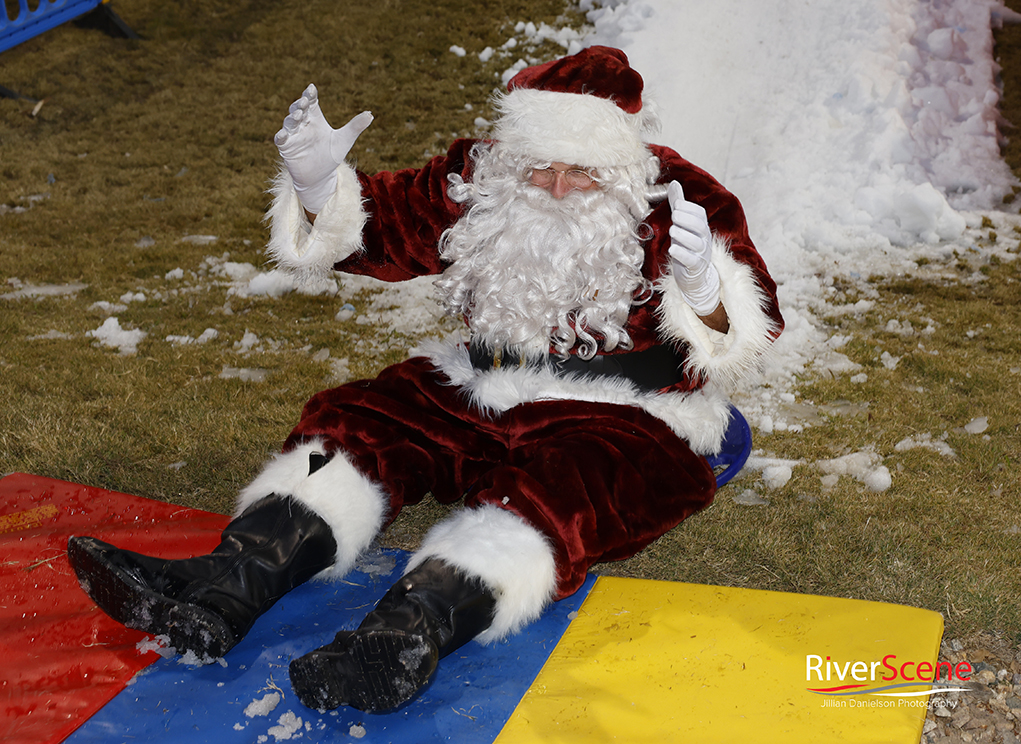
top-left (68, 46), bottom-right (783, 714)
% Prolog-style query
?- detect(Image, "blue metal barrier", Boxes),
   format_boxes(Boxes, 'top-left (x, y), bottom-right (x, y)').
top-left (1, 0), bottom-right (104, 55)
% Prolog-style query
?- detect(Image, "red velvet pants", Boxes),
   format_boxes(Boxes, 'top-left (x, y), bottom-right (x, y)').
top-left (284, 357), bottom-right (716, 598)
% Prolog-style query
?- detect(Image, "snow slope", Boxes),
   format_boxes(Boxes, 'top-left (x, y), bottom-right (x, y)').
top-left (580, 0), bottom-right (1021, 430)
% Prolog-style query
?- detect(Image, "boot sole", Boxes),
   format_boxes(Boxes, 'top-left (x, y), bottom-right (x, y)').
top-left (67, 537), bottom-right (236, 660)
top-left (289, 629), bottom-right (439, 713)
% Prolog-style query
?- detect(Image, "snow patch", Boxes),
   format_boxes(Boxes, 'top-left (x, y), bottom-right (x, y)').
top-left (894, 433), bottom-right (957, 458)
top-left (1, 282), bottom-right (87, 299)
top-left (244, 692), bottom-right (281, 718)
top-left (761, 465), bottom-right (793, 490)
top-left (354, 549), bottom-right (398, 578)
top-left (136, 635), bottom-right (176, 659)
top-left (732, 489), bottom-right (769, 505)
top-left (27, 330), bottom-right (74, 341)
top-left (266, 711), bottom-right (303, 740)
top-left (963, 416), bottom-right (988, 434)
top-left (817, 450), bottom-right (892, 492)
top-left (166, 328), bottom-right (219, 346)
top-left (179, 235), bottom-right (218, 245)
top-left (86, 317), bottom-right (147, 356)
top-left (219, 365), bottom-right (270, 382)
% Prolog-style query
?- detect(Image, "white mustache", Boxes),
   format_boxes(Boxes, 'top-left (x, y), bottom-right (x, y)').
top-left (646, 183), bottom-right (670, 203)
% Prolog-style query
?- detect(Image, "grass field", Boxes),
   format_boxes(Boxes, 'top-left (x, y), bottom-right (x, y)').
top-left (1, 0), bottom-right (1019, 646)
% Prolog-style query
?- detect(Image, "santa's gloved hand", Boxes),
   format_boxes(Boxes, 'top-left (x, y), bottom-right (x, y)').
top-left (667, 181), bottom-right (721, 316)
top-left (274, 84), bottom-right (373, 215)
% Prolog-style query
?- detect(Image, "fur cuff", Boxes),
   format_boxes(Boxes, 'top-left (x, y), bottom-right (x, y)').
top-left (237, 440), bottom-right (388, 579)
top-left (492, 88), bottom-right (652, 169)
top-left (657, 240), bottom-right (780, 387)
top-left (265, 164), bottom-right (366, 284)
top-left (405, 505), bottom-right (557, 642)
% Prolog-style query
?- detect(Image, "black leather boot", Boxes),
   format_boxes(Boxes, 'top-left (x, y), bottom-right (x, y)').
top-left (289, 558), bottom-right (496, 712)
top-left (67, 494), bottom-right (337, 660)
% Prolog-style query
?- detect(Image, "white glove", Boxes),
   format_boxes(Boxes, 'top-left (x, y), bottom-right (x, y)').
top-left (274, 84), bottom-right (373, 215)
top-left (667, 181), bottom-right (721, 316)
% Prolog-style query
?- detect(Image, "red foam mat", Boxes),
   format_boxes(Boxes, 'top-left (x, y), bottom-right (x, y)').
top-left (0, 473), bottom-right (231, 744)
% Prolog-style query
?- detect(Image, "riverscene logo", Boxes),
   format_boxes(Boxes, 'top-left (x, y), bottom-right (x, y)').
top-left (806, 654), bottom-right (973, 698)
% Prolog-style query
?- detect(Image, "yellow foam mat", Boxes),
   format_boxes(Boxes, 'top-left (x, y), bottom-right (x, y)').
top-left (496, 577), bottom-right (944, 743)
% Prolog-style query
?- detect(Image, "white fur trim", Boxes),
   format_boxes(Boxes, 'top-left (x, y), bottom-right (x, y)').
top-left (266, 164), bottom-right (366, 283)
top-left (237, 441), bottom-right (387, 579)
top-left (405, 505), bottom-right (557, 642)
top-left (417, 339), bottom-right (732, 456)
top-left (493, 88), bottom-right (651, 168)
top-left (657, 239), bottom-right (781, 387)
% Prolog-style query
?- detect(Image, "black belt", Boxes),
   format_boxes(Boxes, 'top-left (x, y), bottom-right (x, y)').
top-left (468, 342), bottom-right (685, 393)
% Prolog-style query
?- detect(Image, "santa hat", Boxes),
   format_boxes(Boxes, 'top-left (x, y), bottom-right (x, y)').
top-left (492, 46), bottom-right (656, 168)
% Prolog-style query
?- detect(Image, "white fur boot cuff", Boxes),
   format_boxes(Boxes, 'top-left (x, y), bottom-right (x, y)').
top-left (236, 441), bottom-right (388, 580)
top-left (406, 505), bottom-right (558, 643)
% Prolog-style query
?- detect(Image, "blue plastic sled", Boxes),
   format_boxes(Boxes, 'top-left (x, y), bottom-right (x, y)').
top-left (704, 404), bottom-right (752, 487)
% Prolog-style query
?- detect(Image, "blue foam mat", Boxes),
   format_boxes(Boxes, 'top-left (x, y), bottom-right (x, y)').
top-left (65, 549), bottom-right (595, 744)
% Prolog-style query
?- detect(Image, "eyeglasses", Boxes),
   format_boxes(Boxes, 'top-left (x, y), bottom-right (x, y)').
top-left (527, 166), bottom-right (597, 189)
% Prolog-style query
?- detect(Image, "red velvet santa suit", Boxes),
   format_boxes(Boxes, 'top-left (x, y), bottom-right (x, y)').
top-left (246, 48), bottom-right (783, 642)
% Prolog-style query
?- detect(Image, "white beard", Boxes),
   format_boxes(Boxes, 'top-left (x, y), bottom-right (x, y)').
top-left (436, 143), bottom-right (654, 360)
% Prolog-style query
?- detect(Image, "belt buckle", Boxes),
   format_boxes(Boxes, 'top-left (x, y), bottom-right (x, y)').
top-left (490, 347), bottom-right (526, 369)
